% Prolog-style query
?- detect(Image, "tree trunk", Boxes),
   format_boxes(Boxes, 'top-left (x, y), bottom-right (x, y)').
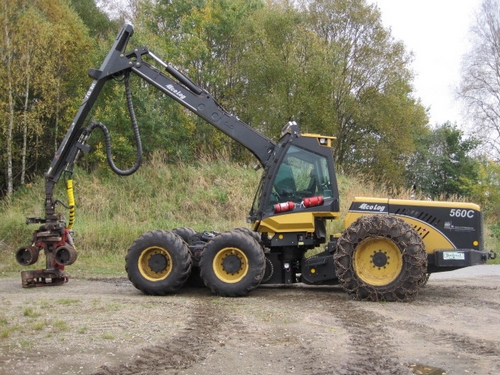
top-left (21, 65), bottom-right (31, 186)
top-left (3, 5), bottom-right (14, 196)
top-left (54, 78), bottom-right (61, 153)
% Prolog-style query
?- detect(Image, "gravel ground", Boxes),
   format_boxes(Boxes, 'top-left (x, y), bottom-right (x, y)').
top-left (0, 265), bottom-right (499, 375)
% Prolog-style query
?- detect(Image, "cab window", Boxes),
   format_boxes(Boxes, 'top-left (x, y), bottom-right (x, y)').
top-left (271, 145), bottom-right (332, 206)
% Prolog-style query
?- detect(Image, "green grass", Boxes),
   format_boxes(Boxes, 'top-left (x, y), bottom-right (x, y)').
top-left (53, 320), bottom-right (69, 332)
top-left (0, 316), bottom-right (15, 338)
top-left (31, 320), bottom-right (49, 331)
top-left (0, 156), bottom-right (498, 278)
top-left (23, 308), bottom-right (42, 318)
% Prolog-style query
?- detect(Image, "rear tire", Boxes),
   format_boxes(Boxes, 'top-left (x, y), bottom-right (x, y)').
top-left (234, 227), bottom-right (262, 243)
top-left (334, 215), bottom-right (427, 302)
top-left (172, 227), bottom-right (197, 243)
top-left (200, 230), bottom-right (265, 297)
top-left (172, 227), bottom-right (206, 287)
top-left (126, 230), bottom-right (191, 295)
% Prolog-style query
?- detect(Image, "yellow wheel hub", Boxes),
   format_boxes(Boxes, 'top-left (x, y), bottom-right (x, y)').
top-left (354, 237), bottom-right (403, 286)
top-left (138, 246), bottom-right (172, 281)
top-left (213, 247), bottom-right (249, 283)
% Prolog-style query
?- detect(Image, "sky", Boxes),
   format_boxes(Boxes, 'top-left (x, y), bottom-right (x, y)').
top-left (368, 0), bottom-right (482, 127)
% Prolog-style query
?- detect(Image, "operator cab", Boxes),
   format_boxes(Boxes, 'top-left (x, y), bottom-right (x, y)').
top-left (248, 122), bottom-right (341, 224)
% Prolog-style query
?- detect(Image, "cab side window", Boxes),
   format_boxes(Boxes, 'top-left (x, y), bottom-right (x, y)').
top-left (270, 145), bottom-right (332, 206)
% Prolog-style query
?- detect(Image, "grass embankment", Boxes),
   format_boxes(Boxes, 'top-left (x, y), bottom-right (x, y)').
top-left (1, 156), bottom-right (498, 278)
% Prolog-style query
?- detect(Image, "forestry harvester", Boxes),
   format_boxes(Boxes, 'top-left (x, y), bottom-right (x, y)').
top-left (15, 24), bottom-right (496, 301)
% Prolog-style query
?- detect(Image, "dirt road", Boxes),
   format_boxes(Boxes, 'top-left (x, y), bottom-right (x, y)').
top-left (0, 266), bottom-right (499, 375)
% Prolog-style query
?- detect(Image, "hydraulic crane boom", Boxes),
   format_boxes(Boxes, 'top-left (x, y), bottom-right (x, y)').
top-left (47, 24), bottom-right (275, 206)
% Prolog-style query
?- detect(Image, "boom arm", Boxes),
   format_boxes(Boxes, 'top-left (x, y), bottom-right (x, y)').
top-left (47, 23), bottom-right (275, 187)
top-left (131, 51), bottom-right (276, 163)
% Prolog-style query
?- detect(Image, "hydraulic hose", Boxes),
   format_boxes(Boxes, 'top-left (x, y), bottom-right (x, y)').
top-left (66, 179), bottom-right (76, 229)
top-left (85, 72), bottom-right (143, 176)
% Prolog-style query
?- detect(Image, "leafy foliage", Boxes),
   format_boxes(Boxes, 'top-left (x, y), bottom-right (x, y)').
top-left (406, 123), bottom-right (481, 199)
top-left (305, 0), bottom-right (428, 185)
top-left (0, 0), bottom-right (93, 194)
top-left (468, 158), bottom-right (500, 218)
top-left (1, 0), bottom-right (497, 219)
top-left (69, 0), bottom-right (117, 38)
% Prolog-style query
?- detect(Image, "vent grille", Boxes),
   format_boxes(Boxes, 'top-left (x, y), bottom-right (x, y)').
top-left (395, 207), bottom-right (440, 240)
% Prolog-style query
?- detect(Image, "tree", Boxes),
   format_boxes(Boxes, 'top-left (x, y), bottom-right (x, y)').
top-left (70, 0), bottom-right (117, 39)
top-left (1, 0), bottom-right (16, 195)
top-left (0, 0), bottom-right (427, 189)
top-left (406, 123), bottom-right (481, 199)
top-left (64, 0), bottom-right (427, 183)
top-left (123, 0), bottom-right (267, 162)
top-left (231, 2), bottom-right (331, 137)
top-left (459, 0), bottom-right (500, 160)
top-left (16, 7), bottom-right (47, 185)
top-left (306, 0), bottom-right (428, 185)
top-left (0, 0), bottom-right (93, 196)
top-left (469, 157), bottom-right (500, 217)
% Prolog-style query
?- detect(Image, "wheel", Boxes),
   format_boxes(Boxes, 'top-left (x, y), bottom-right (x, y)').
top-left (172, 227), bottom-right (197, 244)
top-left (199, 230), bottom-right (265, 297)
top-left (334, 215), bottom-right (427, 302)
top-left (421, 273), bottom-right (431, 287)
top-left (171, 227), bottom-right (208, 287)
top-left (15, 246), bottom-right (39, 266)
top-left (234, 227), bottom-right (262, 243)
top-left (126, 230), bottom-right (192, 295)
top-left (262, 257), bottom-right (274, 283)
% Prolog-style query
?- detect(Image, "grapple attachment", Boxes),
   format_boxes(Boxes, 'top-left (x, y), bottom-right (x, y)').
top-left (17, 215), bottom-right (75, 287)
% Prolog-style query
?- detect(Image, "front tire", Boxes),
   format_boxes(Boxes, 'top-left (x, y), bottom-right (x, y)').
top-left (334, 215), bottom-right (427, 302)
top-left (126, 230), bottom-right (192, 295)
top-left (200, 230), bottom-right (265, 297)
